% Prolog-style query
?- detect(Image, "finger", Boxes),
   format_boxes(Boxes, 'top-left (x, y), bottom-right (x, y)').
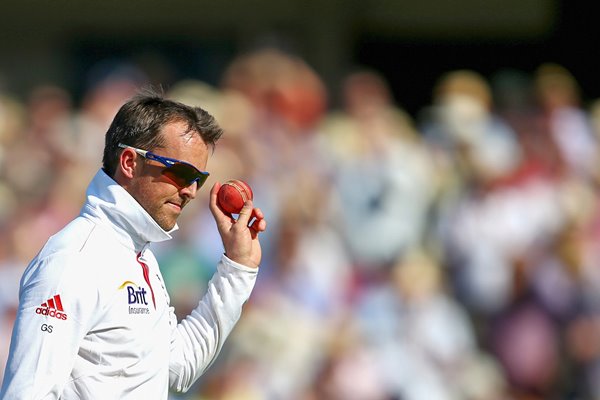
top-left (248, 208), bottom-right (265, 230)
top-left (252, 207), bottom-right (264, 220)
top-left (249, 216), bottom-right (267, 233)
top-left (236, 200), bottom-right (255, 226)
top-left (208, 182), bottom-right (220, 213)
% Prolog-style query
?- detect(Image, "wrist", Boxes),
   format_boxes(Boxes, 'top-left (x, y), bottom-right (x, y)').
top-left (223, 253), bottom-right (259, 269)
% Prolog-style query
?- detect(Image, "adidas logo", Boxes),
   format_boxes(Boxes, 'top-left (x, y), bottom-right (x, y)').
top-left (35, 294), bottom-right (68, 320)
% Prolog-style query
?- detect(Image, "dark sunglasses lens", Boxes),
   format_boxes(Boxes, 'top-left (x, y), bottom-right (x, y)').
top-left (163, 163), bottom-right (206, 188)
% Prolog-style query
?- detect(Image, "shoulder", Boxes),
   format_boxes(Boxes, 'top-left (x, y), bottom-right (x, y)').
top-left (19, 217), bottom-right (126, 309)
top-left (36, 215), bottom-right (131, 272)
top-left (42, 216), bottom-right (122, 257)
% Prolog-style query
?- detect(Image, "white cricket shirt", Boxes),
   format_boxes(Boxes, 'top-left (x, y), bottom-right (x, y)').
top-left (0, 169), bottom-right (258, 399)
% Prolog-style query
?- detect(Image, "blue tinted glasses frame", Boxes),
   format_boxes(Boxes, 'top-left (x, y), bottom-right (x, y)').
top-left (118, 143), bottom-right (209, 188)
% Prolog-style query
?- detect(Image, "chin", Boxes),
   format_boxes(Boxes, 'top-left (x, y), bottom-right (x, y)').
top-left (160, 221), bottom-right (177, 231)
top-left (154, 215), bottom-right (176, 232)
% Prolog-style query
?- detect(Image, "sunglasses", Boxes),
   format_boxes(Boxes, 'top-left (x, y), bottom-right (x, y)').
top-left (118, 143), bottom-right (209, 189)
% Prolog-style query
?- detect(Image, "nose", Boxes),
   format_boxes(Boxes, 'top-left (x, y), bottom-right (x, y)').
top-left (179, 181), bottom-right (198, 200)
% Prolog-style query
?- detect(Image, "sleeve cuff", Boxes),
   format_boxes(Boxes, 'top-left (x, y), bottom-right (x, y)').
top-left (220, 254), bottom-right (260, 274)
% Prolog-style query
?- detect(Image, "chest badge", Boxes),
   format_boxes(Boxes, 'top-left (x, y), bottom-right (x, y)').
top-left (118, 281), bottom-right (151, 315)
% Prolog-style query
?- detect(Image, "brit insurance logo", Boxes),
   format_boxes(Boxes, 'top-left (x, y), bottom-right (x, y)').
top-left (36, 294), bottom-right (68, 320)
top-left (118, 281), bottom-right (150, 315)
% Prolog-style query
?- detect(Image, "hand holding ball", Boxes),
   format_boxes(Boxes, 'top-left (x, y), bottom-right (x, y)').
top-left (215, 179), bottom-right (265, 268)
top-left (217, 179), bottom-right (253, 214)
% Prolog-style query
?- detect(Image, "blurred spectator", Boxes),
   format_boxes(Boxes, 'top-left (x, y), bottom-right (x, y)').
top-left (320, 69), bottom-right (438, 269)
top-left (352, 249), bottom-right (506, 399)
top-left (222, 47), bottom-right (327, 134)
top-left (0, 93), bottom-right (25, 167)
top-left (0, 227), bottom-right (25, 382)
top-left (70, 61), bottom-right (148, 176)
top-left (533, 63), bottom-right (598, 180)
top-left (419, 70), bottom-right (563, 316)
top-left (420, 69), bottom-right (523, 186)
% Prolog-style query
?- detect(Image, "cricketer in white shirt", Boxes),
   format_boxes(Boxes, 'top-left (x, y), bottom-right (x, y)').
top-left (0, 169), bottom-right (260, 399)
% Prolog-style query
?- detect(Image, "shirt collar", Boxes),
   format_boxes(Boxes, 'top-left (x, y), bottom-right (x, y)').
top-left (80, 169), bottom-right (177, 251)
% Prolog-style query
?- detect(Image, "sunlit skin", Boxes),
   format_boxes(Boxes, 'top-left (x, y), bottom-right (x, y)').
top-left (122, 123), bottom-right (208, 231)
top-left (114, 120), bottom-right (267, 268)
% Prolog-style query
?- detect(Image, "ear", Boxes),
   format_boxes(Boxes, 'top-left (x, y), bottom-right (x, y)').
top-left (114, 148), bottom-right (139, 183)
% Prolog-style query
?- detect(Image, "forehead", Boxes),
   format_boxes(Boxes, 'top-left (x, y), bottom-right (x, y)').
top-left (157, 120), bottom-right (209, 167)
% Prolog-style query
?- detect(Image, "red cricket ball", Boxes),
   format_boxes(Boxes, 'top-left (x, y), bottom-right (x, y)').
top-left (217, 179), bottom-right (254, 214)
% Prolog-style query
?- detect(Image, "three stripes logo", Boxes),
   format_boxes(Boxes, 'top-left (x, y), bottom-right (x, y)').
top-left (35, 294), bottom-right (68, 320)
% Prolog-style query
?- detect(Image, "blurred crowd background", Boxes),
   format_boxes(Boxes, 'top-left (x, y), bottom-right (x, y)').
top-left (3, 1), bottom-right (600, 400)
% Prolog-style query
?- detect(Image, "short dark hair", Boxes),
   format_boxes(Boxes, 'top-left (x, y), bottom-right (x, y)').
top-left (102, 87), bottom-right (223, 177)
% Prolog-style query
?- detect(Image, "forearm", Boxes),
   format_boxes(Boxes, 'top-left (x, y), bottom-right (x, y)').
top-left (168, 255), bottom-right (258, 393)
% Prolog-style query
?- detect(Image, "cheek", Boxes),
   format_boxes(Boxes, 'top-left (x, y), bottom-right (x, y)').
top-left (129, 167), bottom-right (181, 207)
top-left (129, 180), bottom-right (151, 211)
top-left (130, 178), bottom-right (164, 209)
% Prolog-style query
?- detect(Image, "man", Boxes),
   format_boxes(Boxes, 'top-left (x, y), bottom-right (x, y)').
top-left (0, 88), bottom-right (267, 399)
